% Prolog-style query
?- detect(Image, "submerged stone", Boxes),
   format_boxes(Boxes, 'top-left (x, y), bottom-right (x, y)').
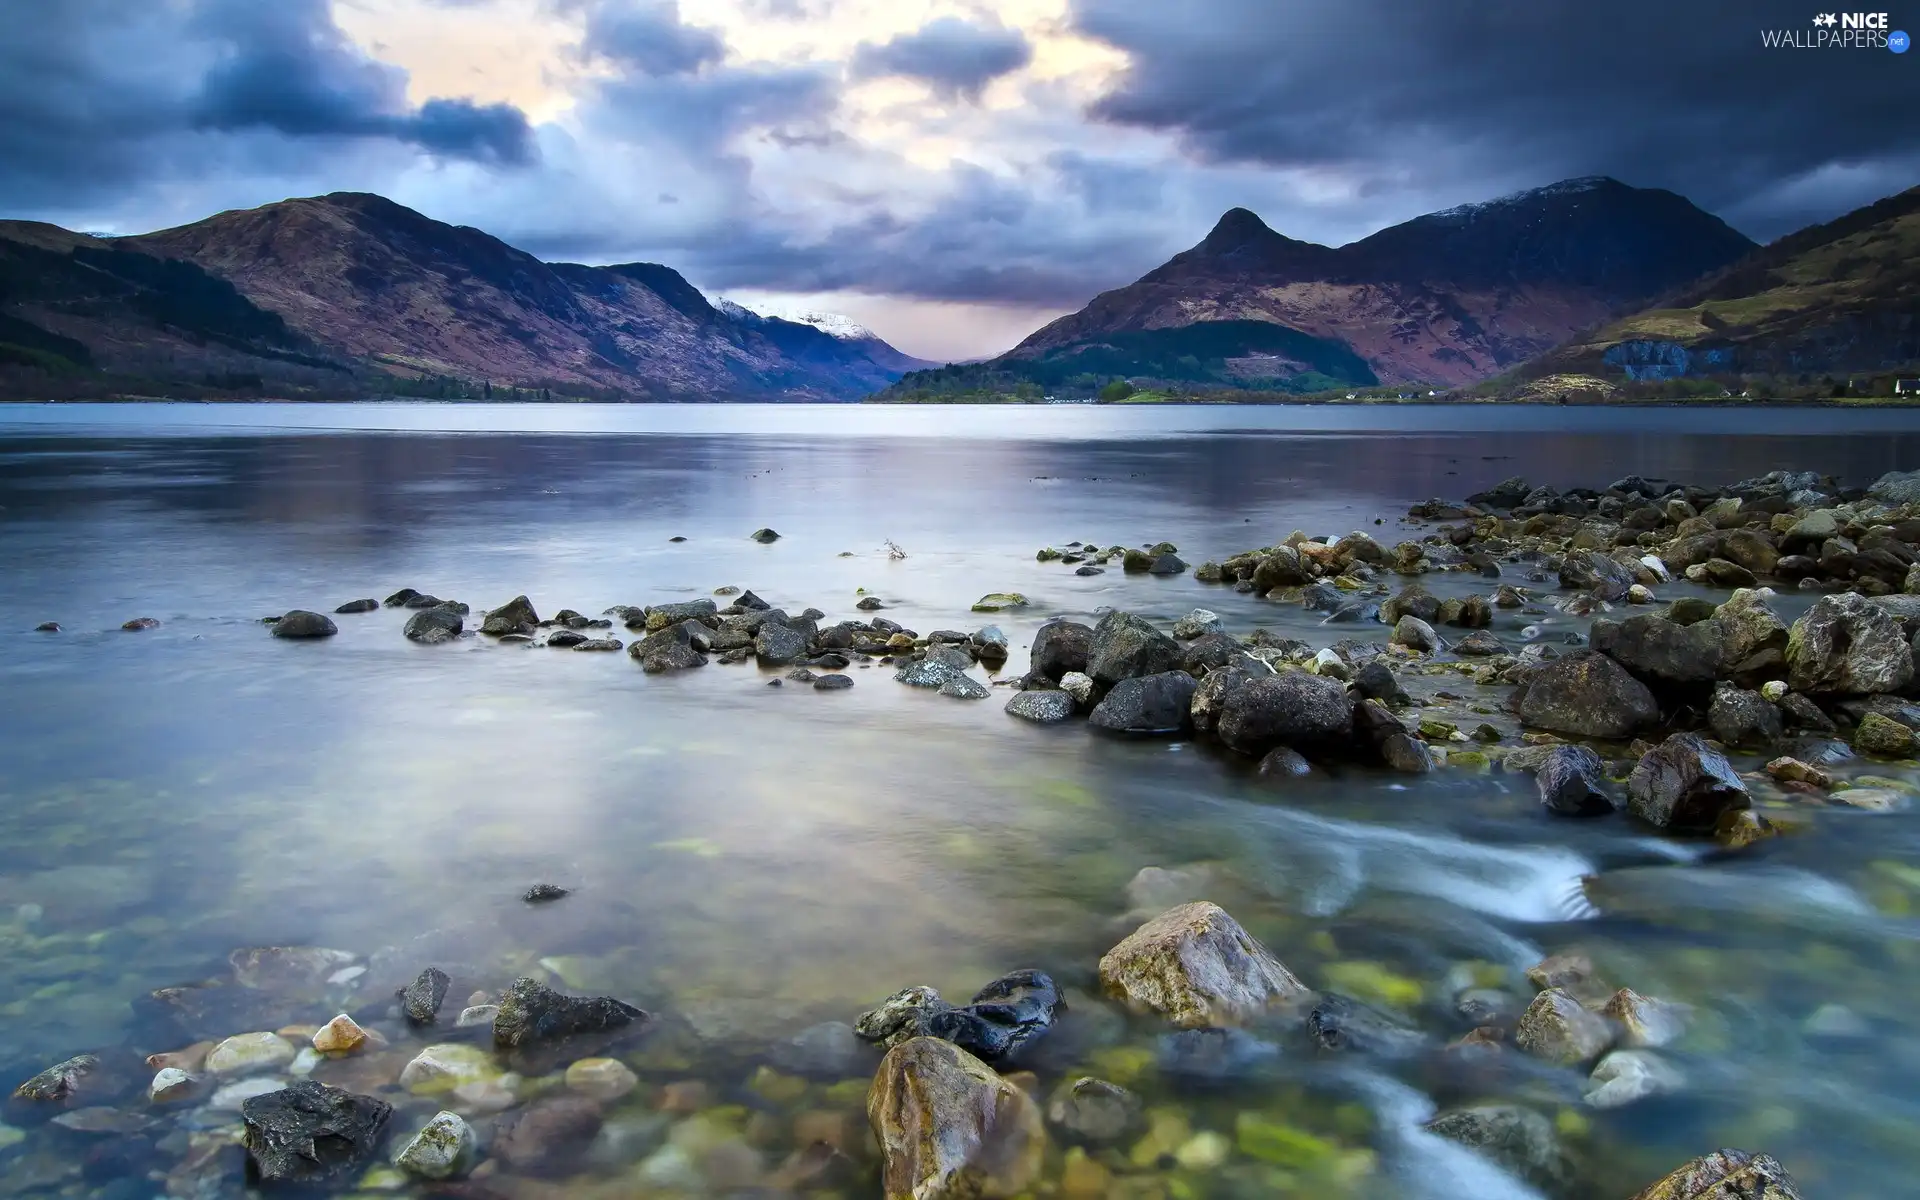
top-left (867, 1037), bottom-right (1044, 1200)
top-left (241, 1080), bottom-right (392, 1187)
top-left (393, 1110), bottom-right (474, 1180)
top-left (1098, 901), bottom-right (1306, 1028)
top-left (493, 977), bottom-right (647, 1049)
top-left (1626, 1149), bottom-right (1803, 1200)
top-left (401, 967), bottom-right (451, 1025)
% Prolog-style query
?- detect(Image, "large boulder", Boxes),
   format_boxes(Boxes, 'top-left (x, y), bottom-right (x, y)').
top-left (403, 607), bottom-right (463, 645)
top-left (1030, 621), bottom-right (1093, 681)
top-left (241, 1081), bottom-right (392, 1186)
top-left (1352, 699), bottom-right (1432, 773)
top-left (1089, 672), bottom-right (1199, 734)
top-left (1251, 548), bottom-right (1311, 593)
top-left (1213, 671), bottom-right (1353, 756)
top-left (867, 1037), bottom-right (1044, 1200)
top-left (1627, 1149), bottom-right (1803, 1200)
top-left (1560, 550), bottom-right (1636, 600)
top-left (1086, 611), bottom-right (1182, 687)
top-left (481, 595), bottom-right (539, 636)
top-left (1714, 588), bottom-right (1791, 672)
top-left (1097, 902), bottom-right (1307, 1028)
top-left (1590, 615), bottom-right (1726, 687)
top-left (1625, 733), bottom-right (1750, 831)
top-left (1707, 683), bottom-right (1784, 748)
top-left (1787, 592), bottom-right (1915, 696)
top-left (272, 610), bottom-right (338, 639)
top-left (1533, 744), bottom-right (1613, 816)
top-left (754, 622), bottom-right (809, 667)
top-left (1515, 652), bottom-right (1659, 739)
top-left (1425, 1105), bottom-right (1572, 1192)
top-left (492, 978), bottom-right (647, 1049)
top-left (1005, 690), bottom-right (1076, 724)
top-left (1869, 469), bottom-right (1920, 506)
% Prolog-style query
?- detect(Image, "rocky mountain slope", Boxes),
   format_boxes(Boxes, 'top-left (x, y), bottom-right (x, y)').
top-left (911, 177), bottom-right (1757, 395)
top-left (0, 193), bottom-right (931, 401)
top-left (1522, 185), bottom-right (1920, 384)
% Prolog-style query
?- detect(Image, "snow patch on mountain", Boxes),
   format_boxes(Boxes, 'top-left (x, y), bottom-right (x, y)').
top-left (713, 296), bottom-right (878, 341)
top-left (1426, 176), bottom-right (1615, 223)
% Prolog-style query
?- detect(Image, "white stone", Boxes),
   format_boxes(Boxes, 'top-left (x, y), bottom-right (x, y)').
top-left (394, 1110), bottom-right (475, 1180)
top-left (289, 1048), bottom-right (321, 1078)
top-left (1584, 1049), bottom-right (1683, 1109)
top-left (565, 1057), bottom-right (638, 1101)
top-left (1627, 584), bottom-right (1655, 605)
top-left (327, 965), bottom-right (367, 986)
top-left (209, 1076), bottom-right (285, 1110)
top-left (451, 1074), bottom-right (519, 1114)
top-left (1311, 648), bottom-right (1350, 679)
top-left (1639, 555), bottom-right (1672, 582)
top-left (1060, 672), bottom-right (1096, 705)
top-left (204, 1032), bottom-right (296, 1077)
top-left (455, 1004), bottom-right (498, 1028)
top-left (400, 1043), bottom-right (498, 1093)
top-left (149, 1067), bottom-right (195, 1104)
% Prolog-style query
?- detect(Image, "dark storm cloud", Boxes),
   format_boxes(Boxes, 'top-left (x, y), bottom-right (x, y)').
top-left (852, 17), bottom-right (1034, 101)
top-left (0, 0), bottom-right (534, 209)
top-left (578, 0), bottom-right (726, 76)
top-left (1072, 0), bottom-right (1919, 240)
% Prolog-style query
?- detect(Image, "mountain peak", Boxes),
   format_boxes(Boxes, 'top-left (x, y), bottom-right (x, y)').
top-left (1201, 207), bottom-right (1278, 252)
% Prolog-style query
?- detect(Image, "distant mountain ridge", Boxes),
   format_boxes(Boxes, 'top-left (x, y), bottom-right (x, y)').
top-left (0, 192), bottom-right (934, 401)
top-left (988, 176), bottom-right (1758, 391)
top-left (1521, 183), bottom-right (1920, 385)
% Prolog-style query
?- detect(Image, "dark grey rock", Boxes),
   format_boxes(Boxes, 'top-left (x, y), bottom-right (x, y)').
top-left (1353, 698), bottom-right (1432, 773)
top-left (1155, 1028), bottom-right (1283, 1086)
top-left (481, 595), bottom-right (539, 636)
top-left (1180, 632), bottom-right (1242, 676)
top-left (403, 607), bottom-right (463, 644)
top-left (1089, 671), bottom-right (1199, 734)
top-left (896, 658), bottom-right (963, 688)
top-left (524, 884), bottom-right (570, 903)
top-left (1148, 552), bottom-right (1187, 575)
top-left (1215, 670), bottom-right (1354, 756)
top-left (1031, 621), bottom-right (1093, 681)
top-left (938, 674), bottom-right (992, 700)
top-left (1560, 550), bottom-right (1636, 600)
top-left (1256, 747), bottom-right (1313, 781)
top-left (1708, 683), bottom-right (1784, 748)
top-left (750, 528), bottom-right (780, 543)
top-left (1515, 652), bottom-right (1659, 739)
top-left (493, 977), bottom-right (647, 1049)
top-left (400, 968), bottom-right (450, 1025)
top-left (334, 599), bottom-right (378, 614)
top-left (272, 610), bottom-right (337, 639)
top-left (1626, 733), bottom-right (1750, 831)
top-left (1351, 660), bottom-right (1408, 705)
top-left (1533, 745), bottom-right (1612, 816)
top-left (384, 588), bottom-right (422, 607)
top-left (1087, 611), bottom-right (1183, 686)
top-left (1425, 1105), bottom-right (1572, 1192)
top-left (547, 629), bottom-right (589, 648)
top-left (241, 1081), bottom-right (391, 1187)
top-left (1046, 1077), bottom-right (1141, 1144)
top-left (752, 622), bottom-right (807, 667)
top-left (34, 621), bottom-right (61, 632)
top-left (648, 599), bottom-right (718, 627)
top-left (1305, 993), bottom-right (1427, 1057)
top-left (814, 673), bottom-right (854, 690)
top-left (1453, 630), bottom-right (1507, 657)
top-left (1787, 592), bottom-right (1916, 696)
top-left (1381, 583), bottom-right (1440, 624)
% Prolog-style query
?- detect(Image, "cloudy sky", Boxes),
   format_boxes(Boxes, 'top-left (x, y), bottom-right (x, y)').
top-left (3, 0), bottom-right (1915, 360)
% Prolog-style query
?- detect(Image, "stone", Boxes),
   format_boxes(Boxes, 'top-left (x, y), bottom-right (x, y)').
top-left (524, 882), bottom-right (570, 902)
top-left (565, 1057), bottom-right (638, 1102)
top-left (1086, 610), bottom-right (1183, 686)
top-left (206, 1033), bottom-right (297, 1077)
top-left (241, 1080), bottom-right (392, 1187)
top-left (1005, 690), bottom-right (1075, 723)
top-left (1453, 630), bottom-right (1506, 656)
top-left (149, 1067), bottom-right (195, 1104)
top-left (1513, 988), bottom-right (1613, 1066)
top-left (1765, 756), bottom-right (1832, 788)
top-left (1707, 682), bottom-right (1784, 748)
top-left (271, 610), bottom-right (337, 639)
top-left (1869, 469), bottom-right (1920, 506)
top-left (334, 598), bottom-right (378, 614)
top-left (814, 673), bottom-right (854, 690)
top-left (923, 971), bottom-right (1063, 1063)
top-left (401, 967), bottom-right (451, 1025)
top-left (1391, 615), bottom-right (1440, 652)
top-left (1149, 552), bottom-right (1188, 575)
top-left (1171, 609), bottom-right (1222, 639)
top-left (122, 616), bottom-right (160, 630)
top-left (1097, 901), bottom-right (1306, 1028)
top-left (1214, 670), bottom-right (1354, 756)
top-left (393, 1110), bottom-right (474, 1180)
top-left (1533, 744), bottom-right (1613, 816)
top-left (456, 1005), bottom-right (497, 1028)
top-left (1710, 587), bottom-right (1791, 670)
top-left (1252, 548), bottom-right (1312, 592)
top-left (1589, 613), bottom-right (1727, 686)
top-left (1425, 1105), bottom-right (1571, 1191)
top-left (1351, 660), bottom-right (1407, 705)
top-left (867, 1037), bottom-right (1044, 1200)
top-left (896, 658), bottom-right (963, 688)
top-left (1515, 652), bottom-right (1659, 738)
top-left (1626, 1149), bottom-right (1803, 1200)
top-left (403, 606), bottom-right (463, 644)
top-left (1787, 591), bottom-right (1915, 695)
top-left (1030, 621), bottom-right (1093, 680)
top-left (1046, 1077), bottom-right (1141, 1144)
top-left (212, 1076), bottom-right (286, 1110)
top-left (311, 1014), bottom-right (367, 1055)
top-left (971, 592), bottom-right (1029, 613)
top-left (399, 1043), bottom-right (497, 1092)
top-left (1560, 549), bottom-right (1636, 599)
top-left (933, 673), bottom-right (987, 700)
top-left (856, 986), bottom-right (953, 1049)
top-left (1305, 992), bottom-right (1427, 1057)
top-left (1257, 746), bottom-right (1314, 781)
top-left (1089, 671), bottom-right (1199, 734)
top-left (1603, 988), bottom-right (1687, 1048)
top-left (480, 595), bottom-right (539, 635)
top-left (1626, 733), bottom-right (1750, 831)
top-left (1181, 632), bottom-right (1243, 676)
top-left (755, 622), bottom-right (808, 666)
top-left (494, 977), bottom-right (647, 1049)
top-left (12, 1054), bottom-right (98, 1103)
top-left (1855, 711), bottom-right (1917, 757)
top-left (1353, 698), bottom-right (1433, 773)
top-left (494, 1094), bottom-right (606, 1176)
top-left (771, 1021), bottom-right (870, 1078)
top-left (1381, 583), bottom-right (1440, 624)
top-left (750, 527), bottom-right (781, 542)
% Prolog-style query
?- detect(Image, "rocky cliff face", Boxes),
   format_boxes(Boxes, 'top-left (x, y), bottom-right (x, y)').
top-left (1006, 177), bottom-right (1757, 389)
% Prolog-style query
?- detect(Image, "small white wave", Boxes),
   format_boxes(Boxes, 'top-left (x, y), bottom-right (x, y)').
top-left (1355, 1073), bottom-right (1549, 1200)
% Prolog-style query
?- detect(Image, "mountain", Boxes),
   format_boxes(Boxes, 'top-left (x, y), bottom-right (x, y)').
top-left (0, 219), bottom-right (353, 398)
top-left (714, 298), bottom-right (929, 376)
top-left (1520, 184), bottom-right (1920, 386)
top-left (886, 177), bottom-right (1757, 398)
top-left (0, 192), bottom-right (933, 401)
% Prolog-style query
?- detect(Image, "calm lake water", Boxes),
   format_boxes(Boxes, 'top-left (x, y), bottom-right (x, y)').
top-left (1, 402), bottom-right (1918, 1199)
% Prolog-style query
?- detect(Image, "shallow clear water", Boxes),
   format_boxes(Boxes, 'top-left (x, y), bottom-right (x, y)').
top-left (1, 403), bottom-right (1918, 1199)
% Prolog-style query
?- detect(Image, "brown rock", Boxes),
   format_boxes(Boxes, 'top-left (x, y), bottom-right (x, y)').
top-left (1627, 1149), bottom-right (1803, 1199)
top-left (1512, 989), bottom-right (1613, 1066)
top-left (867, 1037), bottom-right (1044, 1200)
top-left (1096, 901), bottom-right (1307, 1028)
top-left (492, 1095), bottom-right (604, 1177)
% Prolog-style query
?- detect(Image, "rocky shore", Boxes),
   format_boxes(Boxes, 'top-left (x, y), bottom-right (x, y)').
top-left (15, 466), bottom-right (1920, 1197)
